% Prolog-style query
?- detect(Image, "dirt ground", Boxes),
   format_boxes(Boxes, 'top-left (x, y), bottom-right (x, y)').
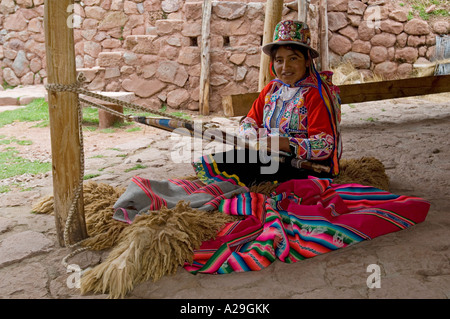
top-left (0, 89), bottom-right (449, 301)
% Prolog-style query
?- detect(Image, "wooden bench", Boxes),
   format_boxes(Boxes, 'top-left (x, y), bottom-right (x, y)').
top-left (222, 74), bottom-right (450, 117)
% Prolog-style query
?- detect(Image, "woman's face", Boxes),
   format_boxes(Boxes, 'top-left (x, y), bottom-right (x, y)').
top-left (273, 46), bottom-right (309, 86)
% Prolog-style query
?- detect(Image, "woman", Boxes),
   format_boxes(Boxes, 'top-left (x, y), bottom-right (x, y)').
top-left (194, 20), bottom-right (342, 186)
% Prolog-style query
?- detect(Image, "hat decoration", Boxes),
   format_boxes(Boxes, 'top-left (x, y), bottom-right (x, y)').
top-left (262, 20), bottom-right (319, 58)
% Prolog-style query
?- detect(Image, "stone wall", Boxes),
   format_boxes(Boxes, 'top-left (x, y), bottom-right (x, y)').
top-left (0, 0), bottom-right (46, 88)
top-left (326, 0), bottom-right (449, 81)
top-left (0, 0), bottom-right (448, 113)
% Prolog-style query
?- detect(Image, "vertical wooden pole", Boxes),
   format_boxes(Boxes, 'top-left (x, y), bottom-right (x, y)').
top-left (319, 0), bottom-right (329, 71)
top-left (199, 0), bottom-right (212, 116)
top-left (298, 0), bottom-right (308, 22)
top-left (44, 0), bottom-right (87, 246)
top-left (258, 0), bottom-right (284, 91)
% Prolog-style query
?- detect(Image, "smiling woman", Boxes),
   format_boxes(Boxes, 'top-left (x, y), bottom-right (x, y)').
top-left (271, 46), bottom-right (310, 86)
top-left (193, 20), bottom-right (342, 186)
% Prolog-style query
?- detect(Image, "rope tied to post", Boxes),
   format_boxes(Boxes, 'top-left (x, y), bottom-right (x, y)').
top-left (46, 73), bottom-right (202, 125)
top-left (44, 73), bottom-right (331, 267)
top-left (45, 73), bottom-right (220, 268)
top-left (45, 73), bottom-right (90, 267)
top-left (45, 73), bottom-right (193, 267)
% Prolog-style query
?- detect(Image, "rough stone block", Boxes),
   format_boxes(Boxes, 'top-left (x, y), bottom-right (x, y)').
top-left (0, 231), bottom-right (53, 268)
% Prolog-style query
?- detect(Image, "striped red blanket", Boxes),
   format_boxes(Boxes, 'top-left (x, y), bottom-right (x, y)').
top-left (184, 177), bottom-right (430, 274)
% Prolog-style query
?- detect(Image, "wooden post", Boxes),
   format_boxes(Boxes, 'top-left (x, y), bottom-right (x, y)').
top-left (258, 0), bottom-right (284, 91)
top-left (222, 74), bottom-right (450, 117)
top-left (298, 0), bottom-right (308, 22)
top-left (44, 0), bottom-right (87, 246)
top-left (319, 0), bottom-right (329, 71)
top-left (199, 0), bottom-right (212, 116)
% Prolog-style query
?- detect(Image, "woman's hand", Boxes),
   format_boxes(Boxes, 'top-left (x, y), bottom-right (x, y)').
top-left (262, 136), bottom-right (291, 153)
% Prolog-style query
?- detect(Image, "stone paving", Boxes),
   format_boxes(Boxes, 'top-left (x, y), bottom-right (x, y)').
top-left (0, 85), bottom-right (449, 299)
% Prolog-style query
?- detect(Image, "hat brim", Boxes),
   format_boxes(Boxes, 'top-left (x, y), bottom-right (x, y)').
top-left (262, 41), bottom-right (320, 59)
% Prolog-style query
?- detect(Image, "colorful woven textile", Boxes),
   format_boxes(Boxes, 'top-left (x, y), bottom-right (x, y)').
top-left (193, 154), bottom-right (247, 187)
top-left (184, 178), bottom-right (430, 274)
top-left (113, 176), bottom-right (248, 223)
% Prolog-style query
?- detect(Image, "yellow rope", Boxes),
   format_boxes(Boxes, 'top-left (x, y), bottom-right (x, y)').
top-left (45, 73), bottom-right (200, 125)
top-left (44, 73), bottom-right (197, 268)
top-left (43, 73), bottom-right (324, 268)
top-left (44, 73), bottom-right (222, 269)
top-left (44, 75), bottom-right (91, 267)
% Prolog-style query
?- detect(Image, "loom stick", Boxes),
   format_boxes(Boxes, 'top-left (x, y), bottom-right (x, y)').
top-left (199, 0), bottom-right (212, 116)
top-left (130, 117), bottom-right (331, 174)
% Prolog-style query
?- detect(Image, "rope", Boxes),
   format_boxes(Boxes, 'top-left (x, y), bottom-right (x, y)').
top-left (45, 72), bottom-right (209, 269)
top-left (46, 73), bottom-right (200, 126)
top-left (79, 98), bottom-right (130, 120)
top-left (44, 75), bottom-right (91, 268)
top-left (44, 73), bottom-right (330, 268)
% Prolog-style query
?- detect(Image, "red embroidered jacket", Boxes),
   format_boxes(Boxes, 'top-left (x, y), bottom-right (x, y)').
top-left (240, 78), bottom-right (337, 166)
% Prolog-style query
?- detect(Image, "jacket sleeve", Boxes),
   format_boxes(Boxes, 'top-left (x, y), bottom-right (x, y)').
top-left (288, 88), bottom-right (335, 161)
top-left (239, 82), bottom-right (273, 138)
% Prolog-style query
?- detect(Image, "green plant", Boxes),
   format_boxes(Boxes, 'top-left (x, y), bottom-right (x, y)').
top-left (82, 107), bottom-right (99, 125)
top-left (0, 137), bottom-right (33, 145)
top-left (0, 98), bottom-right (49, 128)
top-left (406, 0), bottom-right (450, 20)
top-left (362, 117), bottom-right (378, 122)
top-left (124, 106), bottom-right (165, 118)
top-left (16, 139), bottom-right (33, 145)
top-left (31, 120), bottom-right (49, 128)
top-left (126, 127), bottom-right (142, 132)
top-left (170, 111), bottom-right (192, 120)
top-left (2, 80), bottom-right (16, 90)
top-left (0, 99), bottom-right (125, 130)
top-left (100, 128), bottom-right (116, 134)
top-left (0, 148), bottom-right (51, 179)
top-left (0, 185), bottom-right (11, 193)
top-left (413, 4), bottom-right (431, 19)
top-left (83, 126), bottom-right (97, 132)
top-left (433, 9), bottom-right (449, 17)
top-left (0, 138), bottom-right (11, 145)
top-left (83, 173), bottom-right (101, 180)
top-left (125, 164), bottom-right (147, 172)
top-left (111, 120), bottom-right (133, 129)
top-left (119, 26), bottom-right (125, 41)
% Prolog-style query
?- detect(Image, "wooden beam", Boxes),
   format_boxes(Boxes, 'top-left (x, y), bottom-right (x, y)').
top-left (199, 0), bottom-right (212, 116)
top-left (45, 0), bottom-right (87, 246)
top-left (339, 74), bottom-right (450, 104)
top-left (318, 0), bottom-right (329, 71)
top-left (222, 74), bottom-right (450, 117)
top-left (222, 92), bottom-right (259, 117)
top-left (259, 0), bottom-right (284, 91)
top-left (298, 0), bottom-right (308, 22)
